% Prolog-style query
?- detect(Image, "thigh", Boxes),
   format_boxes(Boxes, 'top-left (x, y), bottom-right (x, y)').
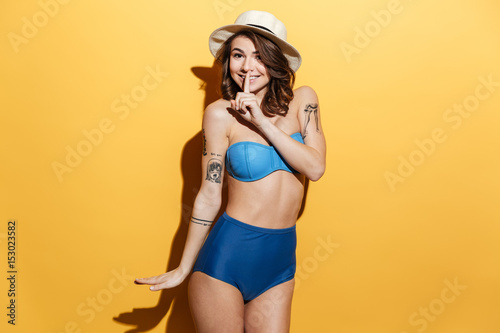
top-left (244, 278), bottom-right (295, 333)
top-left (188, 271), bottom-right (245, 333)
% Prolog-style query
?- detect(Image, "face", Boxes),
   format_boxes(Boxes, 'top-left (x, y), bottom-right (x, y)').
top-left (229, 36), bottom-right (271, 96)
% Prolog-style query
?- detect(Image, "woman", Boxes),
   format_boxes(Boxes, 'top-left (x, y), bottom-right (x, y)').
top-left (135, 10), bottom-right (326, 332)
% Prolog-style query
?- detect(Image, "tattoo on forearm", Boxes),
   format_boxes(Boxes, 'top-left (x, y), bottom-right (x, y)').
top-left (206, 158), bottom-right (222, 184)
top-left (191, 216), bottom-right (213, 226)
top-left (202, 129), bottom-right (207, 156)
top-left (302, 103), bottom-right (319, 139)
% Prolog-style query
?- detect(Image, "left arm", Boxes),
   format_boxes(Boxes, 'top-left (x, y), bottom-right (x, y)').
top-left (257, 86), bottom-right (326, 181)
top-left (232, 80), bottom-right (326, 181)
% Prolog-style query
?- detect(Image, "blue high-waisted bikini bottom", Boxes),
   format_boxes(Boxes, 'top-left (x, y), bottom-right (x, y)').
top-left (192, 212), bottom-right (296, 302)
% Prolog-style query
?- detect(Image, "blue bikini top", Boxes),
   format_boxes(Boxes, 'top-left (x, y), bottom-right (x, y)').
top-left (225, 132), bottom-right (304, 182)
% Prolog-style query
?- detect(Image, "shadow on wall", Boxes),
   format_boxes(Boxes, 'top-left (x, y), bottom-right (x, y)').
top-left (111, 62), bottom-right (222, 333)
top-left (113, 60), bottom-right (309, 332)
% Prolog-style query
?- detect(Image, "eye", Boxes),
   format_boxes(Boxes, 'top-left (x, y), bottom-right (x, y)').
top-left (232, 53), bottom-right (243, 59)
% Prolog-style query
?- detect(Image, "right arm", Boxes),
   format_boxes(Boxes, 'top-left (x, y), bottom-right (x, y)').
top-left (135, 102), bottom-right (229, 290)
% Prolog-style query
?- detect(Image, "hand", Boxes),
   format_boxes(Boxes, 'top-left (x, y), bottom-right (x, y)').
top-left (230, 73), bottom-right (267, 127)
top-left (134, 267), bottom-right (187, 291)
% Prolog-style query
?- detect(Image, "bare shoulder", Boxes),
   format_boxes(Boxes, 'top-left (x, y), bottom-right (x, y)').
top-left (203, 99), bottom-right (232, 138)
top-left (293, 85), bottom-right (319, 103)
top-left (204, 98), bottom-right (232, 121)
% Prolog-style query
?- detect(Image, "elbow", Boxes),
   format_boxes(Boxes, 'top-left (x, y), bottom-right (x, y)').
top-left (193, 197), bottom-right (222, 215)
top-left (306, 162), bottom-right (326, 182)
top-left (199, 196), bottom-right (222, 211)
top-left (308, 169), bottom-right (325, 182)
top-left (194, 187), bottom-right (222, 210)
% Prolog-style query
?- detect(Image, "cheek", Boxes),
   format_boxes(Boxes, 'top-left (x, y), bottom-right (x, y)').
top-left (229, 65), bottom-right (240, 83)
top-left (229, 59), bottom-right (240, 74)
top-left (257, 64), bottom-right (270, 78)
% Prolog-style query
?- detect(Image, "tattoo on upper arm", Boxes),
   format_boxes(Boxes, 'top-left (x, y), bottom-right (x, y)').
top-left (206, 158), bottom-right (222, 184)
top-left (202, 129), bottom-right (207, 156)
top-left (302, 103), bottom-right (319, 139)
top-left (191, 216), bottom-right (213, 226)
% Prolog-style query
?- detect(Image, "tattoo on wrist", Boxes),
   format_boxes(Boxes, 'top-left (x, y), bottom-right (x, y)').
top-left (303, 103), bottom-right (319, 139)
top-left (206, 158), bottom-right (222, 184)
top-left (191, 217), bottom-right (213, 226)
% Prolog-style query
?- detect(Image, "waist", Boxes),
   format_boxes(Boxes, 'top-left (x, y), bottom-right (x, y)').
top-left (225, 175), bottom-right (304, 228)
top-left (220, 212), bottom-right (296, 234)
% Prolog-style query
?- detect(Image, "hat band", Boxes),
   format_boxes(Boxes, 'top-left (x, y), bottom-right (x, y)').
top-left (246, 24), bottom-right (275, 35)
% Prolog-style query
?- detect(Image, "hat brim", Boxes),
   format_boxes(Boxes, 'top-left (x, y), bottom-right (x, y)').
top-left (209, 24), bottom-right (302, 72)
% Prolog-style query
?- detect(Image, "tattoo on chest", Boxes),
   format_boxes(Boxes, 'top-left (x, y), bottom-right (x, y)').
top-left (206, 158), bottom-right (222, 184)
top-left (303, 103), bottom-right (319, 139)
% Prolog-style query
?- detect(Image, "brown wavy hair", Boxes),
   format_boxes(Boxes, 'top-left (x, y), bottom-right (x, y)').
top-left (215, 29), bottom-right (295, 116)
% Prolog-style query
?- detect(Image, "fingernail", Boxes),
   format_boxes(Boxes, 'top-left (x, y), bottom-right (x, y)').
top-left (150, 286), bottom-right (154, 291)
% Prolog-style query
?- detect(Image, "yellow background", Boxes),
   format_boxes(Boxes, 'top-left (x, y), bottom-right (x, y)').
top-left (1, 0), bottom-right (499, 332)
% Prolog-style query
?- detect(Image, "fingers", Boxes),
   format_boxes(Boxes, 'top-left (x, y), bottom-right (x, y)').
top-left (231, 99), bottom-right (249, 113)
top-left (149, 283), bottom-right (165, 291)
top-left (135, 270), bottom-right (184, 291)
top-left (134, 272), bottom-right (168, 285)
top-left (135, 276), bottom-right (167, 291)
top-left (134, 276), bottom-right (160, 285)
top-left (231, 74), bottom-right (256, 118)
top-left (231, 73), bottom-right (252, 112)
top-left (243, 72), bottom-right (250, 93)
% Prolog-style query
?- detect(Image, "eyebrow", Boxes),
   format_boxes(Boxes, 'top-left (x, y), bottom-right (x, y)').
top-left (231, 47), bottom-right (259, 54)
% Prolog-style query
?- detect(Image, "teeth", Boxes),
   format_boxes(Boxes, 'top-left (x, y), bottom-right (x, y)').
top-left (241, 75), bottom-right (258, 79)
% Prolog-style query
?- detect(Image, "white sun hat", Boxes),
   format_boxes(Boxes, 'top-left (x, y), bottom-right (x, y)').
top-left (209, 10), bottom-right (302, 72)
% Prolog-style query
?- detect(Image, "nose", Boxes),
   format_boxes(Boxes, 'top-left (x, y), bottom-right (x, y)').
top-left (242, 57), bottom-right (254, 73)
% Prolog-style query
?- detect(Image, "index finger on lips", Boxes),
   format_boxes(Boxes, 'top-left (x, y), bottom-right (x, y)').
top-left (243, 72), bottom-right (250, 93)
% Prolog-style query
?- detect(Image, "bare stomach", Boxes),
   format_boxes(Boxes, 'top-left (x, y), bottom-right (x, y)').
top-left (225, 171), bottom-right (305, 229)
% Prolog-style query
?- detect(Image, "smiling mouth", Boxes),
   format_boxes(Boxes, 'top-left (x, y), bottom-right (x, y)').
top-left (239, 74), bottom-right (260, 80)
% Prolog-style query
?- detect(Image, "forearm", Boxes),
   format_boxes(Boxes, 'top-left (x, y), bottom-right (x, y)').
top-left (257, 120), bottom-right (325, 181)
top-left (177, 191), bottom-right (221, 277)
